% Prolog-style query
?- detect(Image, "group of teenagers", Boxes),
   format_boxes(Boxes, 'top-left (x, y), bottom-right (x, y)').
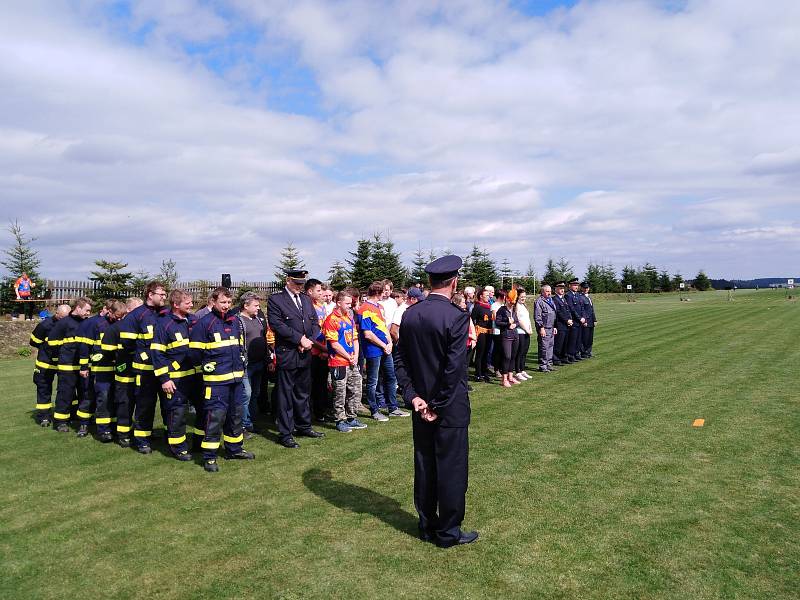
top-left (27, 273), bottom-right (596, 472)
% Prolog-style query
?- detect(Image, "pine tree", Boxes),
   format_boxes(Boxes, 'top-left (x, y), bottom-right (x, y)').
top-left (370, 233), bottom-right (407, 287)
top-left (671, 273), bottom-right (684, 291)
top-left (274, 242), bottom-right (306, 282)
top-left (658, 270), bottom-right (672, 292)
top-left (328, 260), bottom-right (350, 291)
top-left (585, 262), bottom-right (603, 292)
top-left (158, 258), bottom-right (179, 291)
top-left (641, 263), bottom-right (659, 292)
top-left (543, 257), bottom-right (575, 285)
top-left (464, 247), bottom-right (499, 289)
top-left (408, 245), bottom-right (429, 287)
top-left (130, 268), bottom-right (152, 296)
top-left (620, 265), bottom-right (638, 291)
top-left (347, 238), bottom-right (374, 290)
top-left (600, 263), bottom-right (619, 292)
top-left (693, 270), bottom-right (712, 291)
top-left (499, 258), bottom-right (513, 289)
top-left (90, 260), bottom-right (134, 303)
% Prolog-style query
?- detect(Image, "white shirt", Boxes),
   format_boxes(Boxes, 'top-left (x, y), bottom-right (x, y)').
top-left (323, 301), bottom-right (336, 316)
top-left (392, 302), bottom-right (408, 327)
top-left (380, 297), bottom-right (398, 327)
top-left (516, 303), bottom-right (532, 334)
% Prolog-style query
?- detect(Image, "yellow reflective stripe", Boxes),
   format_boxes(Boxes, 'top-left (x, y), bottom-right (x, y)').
top-left (35, 360), bottom-right (57, 370)
top-left (120, 331), bottom-right (138, 339)
top-left (100, 343), bottom-right (118, 351)
top-left (201, 440), bottom-right (220, 449)
top-left (54, 412), bottom-right (71, 419)
top-left (71, 400), bottom-right (79, 406)
top-left (47, 337), bottom-right (70, 346)
top-left (166, 338), bottom-right (189, 350)
top-left (35, 402), bottom-right (53, 410)
top-left (57, 365), bottom-right (80, 371)
top-left (204, 387), bottom-right (212, 400)
top-left (150, 343), bottom-right (167, 351)
top-left (117, 425), bottom-right (132, 433)
top-left (132, 363), bottom-right (154, 371)
top-left (141, 332), bottom-right (154, 340)
top-left (140, 352), bottom-right (148, 360)
top-left (223, 434), bottom-right (243, 444)
top-left (30, 334), bottom-right (43, 344)
top-left (193, 428), bottom-right (205, 436)
top-left (96, 417), bottom-right (112, 424)
top-left (203, 371), bottom-right (244, 383)
top-left (75, 336), bottom-right (94, 345)
top-left (168, 435), bottom-right (187, 445)
top-left (133, 430), bottom-right (151, 438)
top-left (189, 341), bottom-right (206, 349)
top-left (154, 366), bottom-right (169, 377)
top-left (115, 375), bottom-right (135, 383)
top-left (79, 358), bottom-right (89, 365)
top-left (171, 369), bottom-right (196, 379)
top-left (213, 332), bottom-right (222, 342)
top-left (205, 338), bottom-right (239, 349)
top-left (76, 410), bottom-right (93, 419)
top-left (171, 360), bottom-right (181, 370)
top-left (91, 366), bottom-right (115, 372)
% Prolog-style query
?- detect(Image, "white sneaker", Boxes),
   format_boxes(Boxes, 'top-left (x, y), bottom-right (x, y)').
top-left (372, 412), bottom-right (389, 422)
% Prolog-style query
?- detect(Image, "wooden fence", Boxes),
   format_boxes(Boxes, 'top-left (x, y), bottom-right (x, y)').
top-left (37, 280), bottom-right (283, 302)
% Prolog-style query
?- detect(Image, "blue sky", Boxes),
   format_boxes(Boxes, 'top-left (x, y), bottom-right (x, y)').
top-left (1, 0), bottom-right (798, 281)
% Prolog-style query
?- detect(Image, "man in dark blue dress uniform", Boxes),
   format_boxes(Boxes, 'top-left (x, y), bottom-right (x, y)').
top-left (394, 255), bottom-right (478, 548)
top-left (565, 278), bottom-right (586, 362)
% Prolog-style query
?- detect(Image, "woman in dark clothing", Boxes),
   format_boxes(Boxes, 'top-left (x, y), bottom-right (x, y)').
top-left (494, 289), bottom-right (521, 387)
top-left (471, 287), bottom-right (494, 382)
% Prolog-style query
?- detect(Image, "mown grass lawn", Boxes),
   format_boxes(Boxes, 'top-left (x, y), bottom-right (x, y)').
top-left (1, 289), bottom-right (797, 599)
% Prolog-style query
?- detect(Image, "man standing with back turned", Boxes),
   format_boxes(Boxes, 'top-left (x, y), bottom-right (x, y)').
top-left (394, 255), bottom-right (478, 548)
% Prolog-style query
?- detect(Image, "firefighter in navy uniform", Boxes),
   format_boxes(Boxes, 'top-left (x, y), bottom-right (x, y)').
top-left (150, 289), bottom-right (196, 461)
top-left (107, 297), bottom-right (142, 446)
top-left (552, 282), bottom-right (573, 365)
top-left (394, 255), bottom-right (478, 548)
top-left (75, 301), bottom-right (113, 437)
top-left (565, 278), bottom-right (586, 362)
top-left (118, 282), bottom-right (167, 454)
top-left (48, 298), bottom-right (93, 432)
top-left (189, 287), bottom-right (254, 472)
top-left (29, 304), bottom-right (71, 426)
top-left (579, 282), bottom-right (596, 358)
top-left (88, 300), bottom-right (127, 442)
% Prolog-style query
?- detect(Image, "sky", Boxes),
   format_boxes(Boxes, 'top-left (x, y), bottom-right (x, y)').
top-left (1, 0), bottom-right (798, 282)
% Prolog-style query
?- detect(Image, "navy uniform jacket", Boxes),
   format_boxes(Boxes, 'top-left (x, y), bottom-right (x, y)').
top-left (395, 293), bottom-right (470, 428)
top-left (151, 310), bottom-right (196, 384)
top-left (30, 316), bottom-right (59, 370)
top-left (47, 314), bottom-right (85, 373)
top-left (566, 290), bottom-right (585, 322)
top-left (267, 289), bottom-right (321, 371)
top-left (553, 294), bottom-right (572, 327)
top-left (118, 303), bottom-right (161, 374)
top-left (580, 293), bottom-right (596, 327)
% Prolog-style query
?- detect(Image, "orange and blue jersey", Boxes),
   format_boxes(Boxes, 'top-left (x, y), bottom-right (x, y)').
top-left (357, 300), bottom-right (389, 359)
top-left (323, 310), bottom-right (355, 367)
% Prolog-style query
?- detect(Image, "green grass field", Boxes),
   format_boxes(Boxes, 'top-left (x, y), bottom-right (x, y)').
top-left (1, 289), bottom-right (798, 599)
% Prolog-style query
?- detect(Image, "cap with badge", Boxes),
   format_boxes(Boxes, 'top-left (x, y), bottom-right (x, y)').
top-left (407, 287), bottom-right (425, 300)
top-left (555, 281), bottom-right (566, 288)
top-left (568, 278), bottom-right (580, 285)
top-left (284, 269), bottom-right (308, 284)
top-left (580, 281), bottom-right (590, 289)
top-left (425, 255), bottom-right (462, 280)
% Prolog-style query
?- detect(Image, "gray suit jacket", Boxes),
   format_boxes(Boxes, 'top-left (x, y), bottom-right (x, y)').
top-left (534, 296), bottom-right (557, 329)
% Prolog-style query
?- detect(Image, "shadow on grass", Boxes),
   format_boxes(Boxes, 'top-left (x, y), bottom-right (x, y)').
top-left (303, 468), bottom-right (418, 539)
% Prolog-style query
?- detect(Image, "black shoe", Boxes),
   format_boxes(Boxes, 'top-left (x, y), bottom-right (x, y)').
top-left (175, 450), bottom-right (193, 462)
top-left (552, 360), bottom-right (563, 366)
top-left (39, 418), bottom-right (52, 428)
top-left (419, 529), bottom-right (436, 543)
top-left (99, 431), bottom-right (113, 443)
top-left (573, 355), bottom-right (583, 361)
top-left (76, 424), bottom-right (89, 438)
top-left (56, 423), bottom-right (70, 433)
top-left (225, 450), bottom-right (255, 460)
top-left (204, 459), bottom-right (219, 473)
top-left (137, 444), bottom-right (152, 455)
top-left (538, 368), bottom-right (550, 373)
top-left (117, 437), bottom-right (131, 448)
top-left (436, 530), bottom-right (479, 548)
top-left (279, 438), bottom-right (300, 449)
top-left (296, 429), bottom-right (324, 438)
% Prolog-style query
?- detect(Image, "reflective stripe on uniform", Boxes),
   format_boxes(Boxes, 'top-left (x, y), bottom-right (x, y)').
top-left (150, 343), bottom-right (167, 352)
top-left (30, 334), bottom-right (43, 344)
top-left (117, 425), bottom-right (132, 433)
top-left (76, 410), bottom-right (93, 419)
top-left (35, 360), bottom-right (57, 370)
top-left (95, 417), bottom-right (112, 424)
top-left (133, 430), bottom-right (152, 438)
top-left (154, 366), bottom-right (169, 377)
top-left (193, 427), bottom-right (205, 436)
top-left (54, 412), bottom-right (71, 420)
top-left (167, 338), bottom-right (189, 350)
top-left (57, 364), bottom-right (80, 371)
top-left (90, 366), bottom-right (114, 372)
top-left (204, 338), bottom-right (239, 350)
top-left (119, 331), bottom-right (138, 339)
top-left (223, 434), bottom-right (243, 444)
top-left (168, 435), bottom-right (186, 445)
top-left (115, 375), bottom-right (135, 384)
top-left (201, 440), bottom-right (220, 449)
top-left (132, 362), bottom-right (154, 371)
top-left (203, 371), bottom-right (244, 383)
top-left (204, 387), bottom-right (212, 400)
top-left (35, 402), bottom-right (53, 410)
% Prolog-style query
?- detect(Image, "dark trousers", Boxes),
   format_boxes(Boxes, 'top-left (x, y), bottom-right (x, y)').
top-left (94, 374), bottom-right (115, 434)
top-left (114, 378), bottom-right (135, 438)
top-left (310, 355), bottom-right (330, 419)
top-left (473, 333), bottom-right (490, 379)
top-left (133, 372), bottom-right (165, 447)
top-left (491, 334), bottom-right (503, 371)
top-left (33, 368), bottom-right (56, 421)
top-left (500, 332), bottom-right (519, 374)
top-left (554, 323), bottom-right (569, 362)
top-left (76, 373), bottom-right (95, 426)
top-left (567, 323), bottom-right (581, 358)
top-left (163, 377), bottom-right (196, 454)
top-left (515, 333), bottom-right (530, 373)
top-left (412, 415), bottom-right (469, 544)
top-left (54, 370), bottom-right (81, 423)
top-left (199, 383), bottom-right (245, 460)
top-left (275, 366), bottom-right (313, 441)
top-left (581, 326), bottom-right (594, 356)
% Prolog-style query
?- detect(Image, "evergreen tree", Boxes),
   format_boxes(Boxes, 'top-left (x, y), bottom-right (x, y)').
top-left (693, 270), bottom-right (712, 291)
top-left (370, 232), bottom-right (407, 287)
top-left (542, 257), bottom-right (575, 285)
top-left (130, 268), bottom-right (152, 296)
top-left (328, 260), bottom-right (350, 291)
top-left (585, 262), bottom-right (604, 292)
top-left (499, 258), bottom-right (513, 288)
top-left (601, 263), bottom-right (619, 292)
top-left (347, 238), bottom-right (374, 290)
top-left (672, 273), bottom-right (684, 291)
top-left (469, 247), bottom-right (499, 289)
top-left (516, 261), bottom-right (537, 293)
top-left (658, 270), bottom-right (672, 292)
top-left (640, 263), bottom-right (659, 292)
top-left (620, 265), bottom-right (638, 291)
top-left (89, 260), bottom-right (134, 303)
top-left (274, 242), bottom-right (306, 282)
top-left (158, 258), bottom-right (179, 290)
top-left (1, 220), bottom-right (43, 313)
top-left (407, 245), bottom-right (429, 287)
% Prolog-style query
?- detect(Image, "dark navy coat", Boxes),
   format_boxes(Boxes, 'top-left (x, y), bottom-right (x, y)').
top-left (267, 289), bottom-right (321, 371)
